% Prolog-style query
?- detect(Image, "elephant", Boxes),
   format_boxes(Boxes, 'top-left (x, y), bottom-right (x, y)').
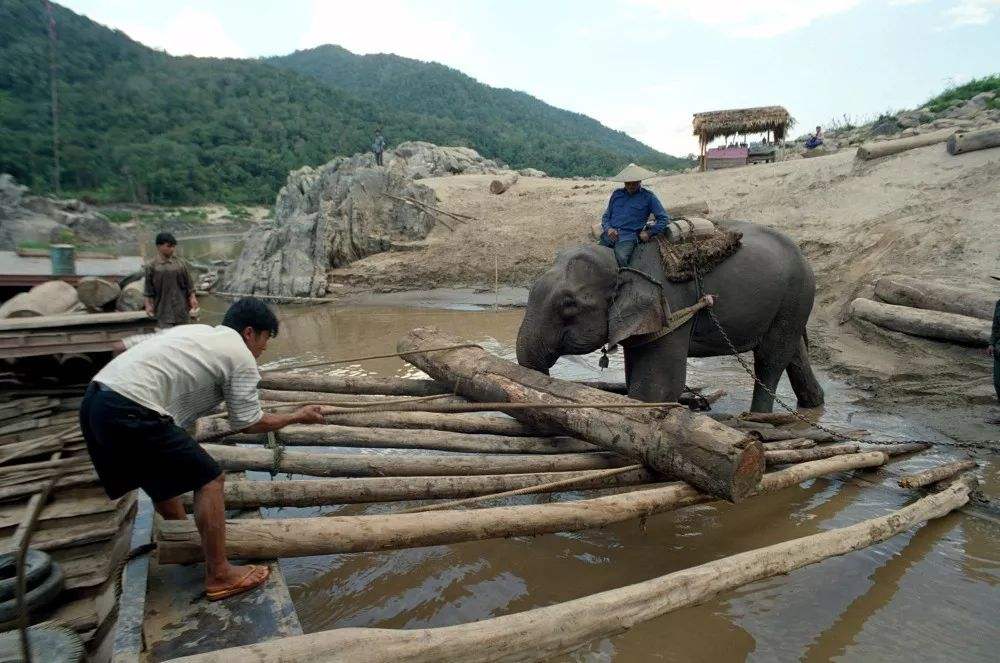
top-left (515, 221), bottom-right (825, 413)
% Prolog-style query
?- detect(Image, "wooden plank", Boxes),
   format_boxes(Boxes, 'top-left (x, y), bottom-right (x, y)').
top-left (0, 310), bottom-right (151, 332)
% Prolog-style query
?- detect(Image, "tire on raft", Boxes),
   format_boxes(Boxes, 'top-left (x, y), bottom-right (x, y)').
top-left (0, 548), bottom-right (53, 601)
top-left (0, 624), bottom-right (84, 663)
top-left (0, 560), bottom-right (65, 623)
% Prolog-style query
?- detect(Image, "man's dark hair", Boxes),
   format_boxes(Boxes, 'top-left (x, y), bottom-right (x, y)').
top-left (222, 298), bottom-right (279, 337)
top-left (155, 232), bottom-right (177, 246)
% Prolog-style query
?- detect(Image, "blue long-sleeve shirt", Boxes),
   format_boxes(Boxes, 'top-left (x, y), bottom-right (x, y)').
top-left (601, 187), bottom-right (669, 242)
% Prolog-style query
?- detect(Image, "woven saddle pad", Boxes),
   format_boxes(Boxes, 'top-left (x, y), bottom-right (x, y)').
top-left (654, 217), bottom-right (743, 283)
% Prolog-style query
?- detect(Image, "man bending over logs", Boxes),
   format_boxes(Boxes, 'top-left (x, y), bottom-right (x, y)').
top-left (79, 297), bottom-right (324, 601)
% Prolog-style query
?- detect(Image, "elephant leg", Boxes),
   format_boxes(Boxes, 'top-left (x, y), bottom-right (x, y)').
top-left (749, 323), bottom-right (804, 413)
top-left (785, 335), bottom-right (825, 408)
top-left (623, 323), bottom-right (692, 403)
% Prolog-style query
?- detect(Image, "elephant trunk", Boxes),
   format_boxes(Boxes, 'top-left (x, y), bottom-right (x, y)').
top-left (516, 317), bottom-right (555, 375)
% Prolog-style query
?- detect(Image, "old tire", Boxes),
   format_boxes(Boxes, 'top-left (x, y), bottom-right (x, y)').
top-left (0, 549), bottom-right (53, 602)
top-left (0, 560), bottom-right (65, 623)
top-left (0, 624), bottom-right (84, 662)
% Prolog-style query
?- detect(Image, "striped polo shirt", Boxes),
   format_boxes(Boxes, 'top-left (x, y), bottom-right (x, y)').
top-left (93, 324), bottom-right (263, 431)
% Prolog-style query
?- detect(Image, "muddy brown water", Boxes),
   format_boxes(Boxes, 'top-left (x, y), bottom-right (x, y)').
top-left (198, 292), bottom-right (1000, 662)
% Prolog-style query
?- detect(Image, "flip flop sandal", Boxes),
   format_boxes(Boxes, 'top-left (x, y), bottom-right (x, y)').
top-left (206, 565), bottom-right (270, 602)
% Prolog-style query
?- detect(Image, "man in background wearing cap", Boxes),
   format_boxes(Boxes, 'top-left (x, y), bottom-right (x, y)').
top-left (145, 232), bottom-right (197, 328)
top-left (600, 163), bottom-right (670, 267)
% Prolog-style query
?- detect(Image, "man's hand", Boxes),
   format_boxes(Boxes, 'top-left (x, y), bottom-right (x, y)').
top-left (188, 294), bottom-right (198, 311)
top-left (144, 301), bottom-right (155, 316)
top-left (639, 230), bottom-right (650, 242)
top-left (294, 405), bottom-right (325, 424)
top-left (607, 228), bottom-right (619, 241)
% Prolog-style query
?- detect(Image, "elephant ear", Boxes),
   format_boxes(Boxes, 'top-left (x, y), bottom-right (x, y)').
top-left (607, 270), bottom-right (668, 349)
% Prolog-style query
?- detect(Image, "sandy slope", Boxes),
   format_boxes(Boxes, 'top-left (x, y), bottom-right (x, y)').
top-left (331, 144), bottom-right (1000, 407)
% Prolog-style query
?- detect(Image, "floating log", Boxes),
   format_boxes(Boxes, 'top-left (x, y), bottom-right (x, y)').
top-left (738, 412), bottom-right (800, 426)
top-left (221, 424), bottom-right (598, 455)
top-left (76, 277), bottom-right (121, 311)
top-left (874, 276), bottom-right (998, 321)
top-left (0, 280), bottom-right (79, 318)
top-left (203, 443), bottom-right (627, 478)
top-left (398, 328), bottom-right (763, 503)
top-left (898, 459), bottom-right (977, 490)
top-left (761, 439), bottom-right (815, 451)
top-left (850, 298), bottom-right (990, 346)
top-left (157, 452), bottom-right (888, 563)
top-left (164, 475), bottom-right (973, 662)
top-left (855, 128), bottom-right (954, 160)
top-left (947, 125), bottom-right (1000, 155)
top-left (198, 468), bottom-right (658, 509)
top-left (258, 373), bottom-right (449, 396)
top-left (489, 173), bottom-right (518, 194)
top-left (765, 443), bottom-right (860, 465)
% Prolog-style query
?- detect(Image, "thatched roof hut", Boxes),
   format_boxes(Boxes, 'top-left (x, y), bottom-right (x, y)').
top-left (692, 105), bottom-right (791, 171)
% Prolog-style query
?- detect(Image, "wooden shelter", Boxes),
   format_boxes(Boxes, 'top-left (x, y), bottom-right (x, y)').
top-left (693, 106), bottom-right (791, 171)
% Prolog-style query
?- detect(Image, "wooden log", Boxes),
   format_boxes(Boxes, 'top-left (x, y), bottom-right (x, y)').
top-left (76, 277), bottom-right (121, 312)
top-left (199, 468), bottom-right (659, 509)
top-left (761, 439), bottom-right (815, 451)
top-left (0, 280), bottom-right (79, 318)
top-left (874, 276), bottom-right (998, 321)
top-left (765, 443), bottom-right (860, 465)
top-left (489, 173), bottom-right (518, 194)
top-left (869, 441), bottom-right (932, 456)
top-left (947, 125), bottom-right (1000, 155)
top-left (259, 388), bottom-right (462, 405)
top-left (164, 474), bottom-right (972, 662)
top-left (319, 411), bottom-right (545, 436)
top-left (748, 428), bottom-right (838, 443)
top-left (258, 372), bottom-right (450, 396)
top-left (157, 452), bottom-right (888, 563)
top-left (221, 424), bottom-right (598, 455)
top-left (855, 128), bottom-right (954, 160)
top-left (397, 328), bottom-right (763, 503)
top-left (116, 279), bottom-right (144, 312)
top-left (202, 443), bottom-right (627, 478)
top-left (897, 459), bottom-right (977, 490)
top-left (850, 298), bottom-right (990, 346)
top-left (738, 412), bottom-right (800, 426)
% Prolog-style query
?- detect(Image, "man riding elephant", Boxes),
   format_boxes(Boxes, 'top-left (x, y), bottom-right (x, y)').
top-left (599, 163), bottom-right (670, 268)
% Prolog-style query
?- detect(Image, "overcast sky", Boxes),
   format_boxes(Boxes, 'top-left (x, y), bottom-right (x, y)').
top-left (60, 0), bottom-right (1000, 157)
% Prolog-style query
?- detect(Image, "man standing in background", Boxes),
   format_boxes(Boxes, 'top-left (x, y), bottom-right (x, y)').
top-left (145, 232), bottom-right (197, 328)
top-left (372, 128), bottom-right (388, 166)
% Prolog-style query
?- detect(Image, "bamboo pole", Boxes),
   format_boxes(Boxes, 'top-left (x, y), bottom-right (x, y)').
top-left (166, 475), bottom-right (973, 663)
top-left (203, 444), bottom-right (628, 478)
top-left (157, 452), bottom-right (888, 563)
top-left (897, 459), bottom-right (977, 490)
top-left (397, 328), bottom-right (763, 503)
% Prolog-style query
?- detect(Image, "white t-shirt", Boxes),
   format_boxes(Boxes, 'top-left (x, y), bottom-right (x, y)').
top-left (93, 324), bottom-right (263, 431)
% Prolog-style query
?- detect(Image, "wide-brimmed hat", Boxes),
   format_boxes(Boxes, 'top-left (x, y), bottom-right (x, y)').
top-left (609, 163), bottom-right (656, 182)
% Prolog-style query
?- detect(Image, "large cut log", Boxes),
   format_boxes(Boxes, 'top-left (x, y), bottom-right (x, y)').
top-left (116, 279), bottom-right (144, 311)
top-left (219, 423), bottom-right (597, 455)
top-left (197, 468), bottom-right (658, 509)
top-left (165, 475), bottom-right (973, 663)
top-left (203, 443), bottom-right (626, 478)
top-left (850, 297), bottom-right (990, 346)
top-left (489, 173), bottom-right (518, 194)
top-left (397, 328), bottom-right (763, 502)
top-left (874, 276), bottom-right (998, 321)
top-left (258, 372), bottom-right (449, 396)
top-left (947, 125), bottom-right (1000, 155)
top-left (157, 452), bottom-right (887, 563)
top-left (75, 277), bottom-right (121, 312)
top-left (855, 128), bottom-right (954, 160)
top-left (0, 280), bottom-right (79, 318)
top-left (898, 459), bottom-right (977, 490)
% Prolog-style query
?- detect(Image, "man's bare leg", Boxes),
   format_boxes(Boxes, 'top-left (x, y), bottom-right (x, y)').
top-left (192, 474), bottom-right (266, 592)
top-left (154, 496), bottom-right (186, 520)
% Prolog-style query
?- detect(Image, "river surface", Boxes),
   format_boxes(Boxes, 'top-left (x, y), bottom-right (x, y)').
top-left (196, 290), bottom-right (1000, 662)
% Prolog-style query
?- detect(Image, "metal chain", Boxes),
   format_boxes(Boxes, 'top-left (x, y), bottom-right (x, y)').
top-left (685, 229), bottom-right (997, 455)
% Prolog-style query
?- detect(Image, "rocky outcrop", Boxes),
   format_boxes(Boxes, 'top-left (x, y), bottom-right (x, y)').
top-left (220, 154), bottom-right (437, 298)
top-left (0, 174), bottom-right (121, 249)
top-left (388, 141), bottom-right (505, 179)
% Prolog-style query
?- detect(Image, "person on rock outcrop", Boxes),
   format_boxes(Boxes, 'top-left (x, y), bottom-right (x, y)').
top-left (599, 163), bottom-right (669, 267)
top-left (372, 128), bottom-right (388, 166)
top-left (144, 232), bottom-right (196, 328)
top-left (805, 125), bottom-right (824, 150)
top-left (80, 298), bottom-right (325, 601)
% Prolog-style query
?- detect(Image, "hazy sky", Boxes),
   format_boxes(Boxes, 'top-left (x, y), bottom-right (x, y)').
top-left (60, 0), bottom-right (1000, 156)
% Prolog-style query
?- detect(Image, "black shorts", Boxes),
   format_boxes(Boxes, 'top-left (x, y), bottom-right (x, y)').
top-left (79, 382), bottom-right (222, 502)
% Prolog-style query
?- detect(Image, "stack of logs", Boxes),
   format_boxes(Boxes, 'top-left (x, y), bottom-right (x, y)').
top-left (850, 276), bottom-right (998, 346)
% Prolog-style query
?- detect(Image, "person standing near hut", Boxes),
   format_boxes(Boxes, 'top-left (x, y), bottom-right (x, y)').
top-left (145, 232), bottom-right (196, 328)
top-left (372, 128), bottom-right (388, 166)
top-left (599, 164), bottom-right (669, 267)
top-left (80, 297), bottom-right (325, 601)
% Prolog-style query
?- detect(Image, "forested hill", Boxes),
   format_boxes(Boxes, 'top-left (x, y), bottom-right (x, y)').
top-left (0, 1), bottom-right (686, 205)
top-left (268, 46), bottom-right (687, 179)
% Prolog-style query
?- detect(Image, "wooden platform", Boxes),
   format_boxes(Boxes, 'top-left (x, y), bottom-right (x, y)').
top-left (0, 312), bottom-right (155, 360)
top-left (0, 251), bottom-right (142, 287)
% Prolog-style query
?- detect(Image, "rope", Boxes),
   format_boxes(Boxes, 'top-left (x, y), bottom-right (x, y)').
top-left (265, 431), bottom-right (284, 477)
top-left (261, 344), bottom-right (483, 373)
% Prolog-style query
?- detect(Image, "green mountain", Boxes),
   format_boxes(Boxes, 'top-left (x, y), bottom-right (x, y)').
top-left (0, 0), bottom-right (686, 205)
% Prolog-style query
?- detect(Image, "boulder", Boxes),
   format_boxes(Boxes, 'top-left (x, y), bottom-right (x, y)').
top-left (389, 141), bottom-right (504, 179)
top-left (220, 155), bottom-right (438, 298)
top-left (519, 168), bottom-right (547, 178)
